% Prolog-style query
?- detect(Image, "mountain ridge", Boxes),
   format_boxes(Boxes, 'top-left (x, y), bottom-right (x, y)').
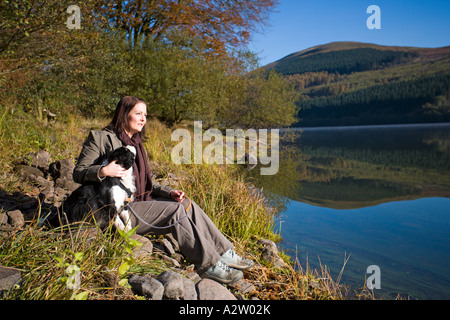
top-left (266, 41), bottom-right (450, 68)
top-left (263, 41), bottom-right (450, 127)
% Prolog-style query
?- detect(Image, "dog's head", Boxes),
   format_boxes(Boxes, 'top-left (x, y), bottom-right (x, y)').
top-left (107, 146), bottom-right (136, 170)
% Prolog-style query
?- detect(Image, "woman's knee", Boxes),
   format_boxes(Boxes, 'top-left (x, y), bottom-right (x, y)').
top-left (168, 201), bottom-right (186, 217)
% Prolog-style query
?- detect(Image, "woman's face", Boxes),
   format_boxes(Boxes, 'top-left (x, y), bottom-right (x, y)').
top-left (126, 102), bottom-right (147, 137)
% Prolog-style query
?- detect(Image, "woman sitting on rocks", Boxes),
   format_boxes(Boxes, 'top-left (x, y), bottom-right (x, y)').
top-left (73, 96), bottom-right (253, 284)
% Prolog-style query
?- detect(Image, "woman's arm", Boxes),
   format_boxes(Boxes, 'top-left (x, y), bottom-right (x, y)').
top-left (152, 182), bottom-right (176, 199)
top-left (73, 131), bottom-right (106, 184)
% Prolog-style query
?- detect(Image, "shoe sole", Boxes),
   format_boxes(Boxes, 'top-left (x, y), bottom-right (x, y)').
top-left (202, 272), bottom-right (243, 284)
top-left (225, 261), bottom-right (254, 271)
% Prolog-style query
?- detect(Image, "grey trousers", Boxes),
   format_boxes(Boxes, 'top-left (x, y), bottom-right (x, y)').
top-left (129, 198), bottom-right (233, 274)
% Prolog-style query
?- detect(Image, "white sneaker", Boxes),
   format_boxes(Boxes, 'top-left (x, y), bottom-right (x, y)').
top-left (202, 259), bottom-right (243, 284)
top-left (221, 249), bottom-right (254, 270)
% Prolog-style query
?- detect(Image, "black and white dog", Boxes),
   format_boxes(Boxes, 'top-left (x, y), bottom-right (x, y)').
top-left (61, 146), bottom-right (136, 232)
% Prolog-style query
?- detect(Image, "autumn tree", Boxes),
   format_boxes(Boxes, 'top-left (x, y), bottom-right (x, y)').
top-left (94, 0), bottom-right (278, 54)
top-left (1, 0), bottom-right (300, 130)
top-left (0, 1), bottom-right (102, 72)
top-left (0, 0), bottom-right (104, 111)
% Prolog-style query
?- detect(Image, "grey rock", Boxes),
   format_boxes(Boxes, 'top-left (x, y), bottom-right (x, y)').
top-left (165, 233), bottom-right (180, 252)
top-left (258, 239), bottom-right (288, 268)
top-left (183, 271), bottom-right (202, 284)
top-left (196, 279), bottom-right (237, 300)
top-left (0, 213), bottom-right (8, 225)
top-left (33, 176), bottom-right (53, 189)
top-left (182, 277), bottom-right (198, 300)
top-left (6, 210), bottom-right (25, 228)
top-left (160, 238), bottom-right (176, 256)
top-left (14, 165), bottom-right (44, 180)
top-left (130, 234), bottom-right (153, 258)
top-left (141, 278), bottom-right (164, 300)
top-left (49, 158), bottom-right (75, 180)
top-left (0, 266), bottom-right (22, 293)
top-left (48, 158), bottom-right (80, 192)
top-left (156, 270), bottom-right (184, 300)
top-left (129, 274), bottom-right (164, 300)
top-left (157, 254), bottom-right (181, 268)
top-left (172, 253), bottom-right (185, 264)
top-left (30, 150), bottom-right (51, 171)
top-left (40, 186), bottom-right (55, 200)
top-left (228, 279), bottom-right (257, 294)
top-left (55, 178), bottom-right (80, 192)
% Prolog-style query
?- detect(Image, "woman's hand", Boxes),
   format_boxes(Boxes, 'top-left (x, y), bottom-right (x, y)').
top-left (99, 160), bottom-right (127, 178)
top-left (170, 190), bottom-right (185, 203)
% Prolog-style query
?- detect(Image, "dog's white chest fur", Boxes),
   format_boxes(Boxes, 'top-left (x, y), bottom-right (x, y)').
top-left (105, 145), bottom-right (137, 233)
top-left (111, 167), bottom-right (136, 232)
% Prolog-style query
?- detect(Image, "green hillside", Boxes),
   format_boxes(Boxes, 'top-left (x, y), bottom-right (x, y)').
top-left (265, 42), bottom-right (450, 127)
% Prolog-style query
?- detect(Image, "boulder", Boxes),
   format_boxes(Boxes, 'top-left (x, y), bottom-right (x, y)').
top-left (165, 233), bottom-right (180, 252)
top-left (130, 234), bottom-right (153, 258)
top-left (30, 150), bottom-right (51, 171)
top-left (14, 165), bottom-right (44, 180)
top-left (196, 279), bottom-right (237, 300)
top-left (49, 158), bottom-right (75, 180)
top-left (182, 277), bottom-right (198, 300)
top-left (156, 270), bottom-right (184, 300)
top-left (0, 213), bottom-right (8, 225)
top-left (129, 274), bottom-right (164, 300)
top-left (6, 210), bottom-right (25, 229)
top-left (0, 266), bottom-right (22, 295)
top-left (157, 254), bottom-right (181, 268)
top-left (49, 158), bottom-right (80, 192)
top-left (33, 176), bottom-right (53, 189)
top-left (258, 239), bottom-right (288, 269)
top-left (183, 271), bottom-right (202, 284)
top-left (228, 279), bottom-right (257, 294)
top-left (160, 238), bottom-right (176, 256)
top-left (55, 178), bottom-right (80, 193)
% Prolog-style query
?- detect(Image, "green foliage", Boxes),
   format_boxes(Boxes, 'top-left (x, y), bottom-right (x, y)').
top-left (116, 227), bottom-right (141, 286)
top-left (127, 32), bottom-right (232, 126)
top-left (77, 31), bottom-right (135, 117)
top-left (298, 74), bottom-right (450, 126)
top-left (238, 69), bottom-right (300, 129)
top-left (54, 250), bottom-right (89, 300)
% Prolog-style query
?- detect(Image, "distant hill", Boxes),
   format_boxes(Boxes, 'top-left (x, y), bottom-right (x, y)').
top-left (264, 42), bottom-right (450, 127)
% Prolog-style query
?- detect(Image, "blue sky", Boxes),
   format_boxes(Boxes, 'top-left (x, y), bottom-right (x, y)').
top-left (249, 0), bottom-right (450, 66)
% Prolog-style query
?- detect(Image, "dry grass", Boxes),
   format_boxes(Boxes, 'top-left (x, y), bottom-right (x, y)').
top-left (0, 107), bottom-right (351, 300)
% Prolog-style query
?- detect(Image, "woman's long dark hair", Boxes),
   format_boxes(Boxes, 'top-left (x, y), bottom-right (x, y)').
top-left (105, 96), bottom-right (147, 140)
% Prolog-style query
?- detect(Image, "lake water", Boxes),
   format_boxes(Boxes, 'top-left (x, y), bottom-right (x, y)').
top-left (250, 123), bottom-right (450, 300)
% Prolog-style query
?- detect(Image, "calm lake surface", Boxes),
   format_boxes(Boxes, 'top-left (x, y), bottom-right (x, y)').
top-left (251, 123), bottom-right (450, 300)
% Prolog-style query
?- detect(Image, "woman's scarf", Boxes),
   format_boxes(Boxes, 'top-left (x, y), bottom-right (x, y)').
top-left (117, 129), bottom-right (153, 202)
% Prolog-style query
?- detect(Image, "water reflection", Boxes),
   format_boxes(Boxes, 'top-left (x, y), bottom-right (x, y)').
top-left (248, 123), bottom-right (450, 299)
top-left (251, 123), bottom-right (450, 210)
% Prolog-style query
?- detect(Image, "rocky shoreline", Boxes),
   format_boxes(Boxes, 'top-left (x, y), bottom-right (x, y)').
top-left (0, 151), bottom-right (288, 300)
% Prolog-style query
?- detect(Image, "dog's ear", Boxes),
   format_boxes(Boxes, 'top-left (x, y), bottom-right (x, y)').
top-left (123, 150), bottom-right (135, 169)
top-left (107, 148), bottom-right (119, 163)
